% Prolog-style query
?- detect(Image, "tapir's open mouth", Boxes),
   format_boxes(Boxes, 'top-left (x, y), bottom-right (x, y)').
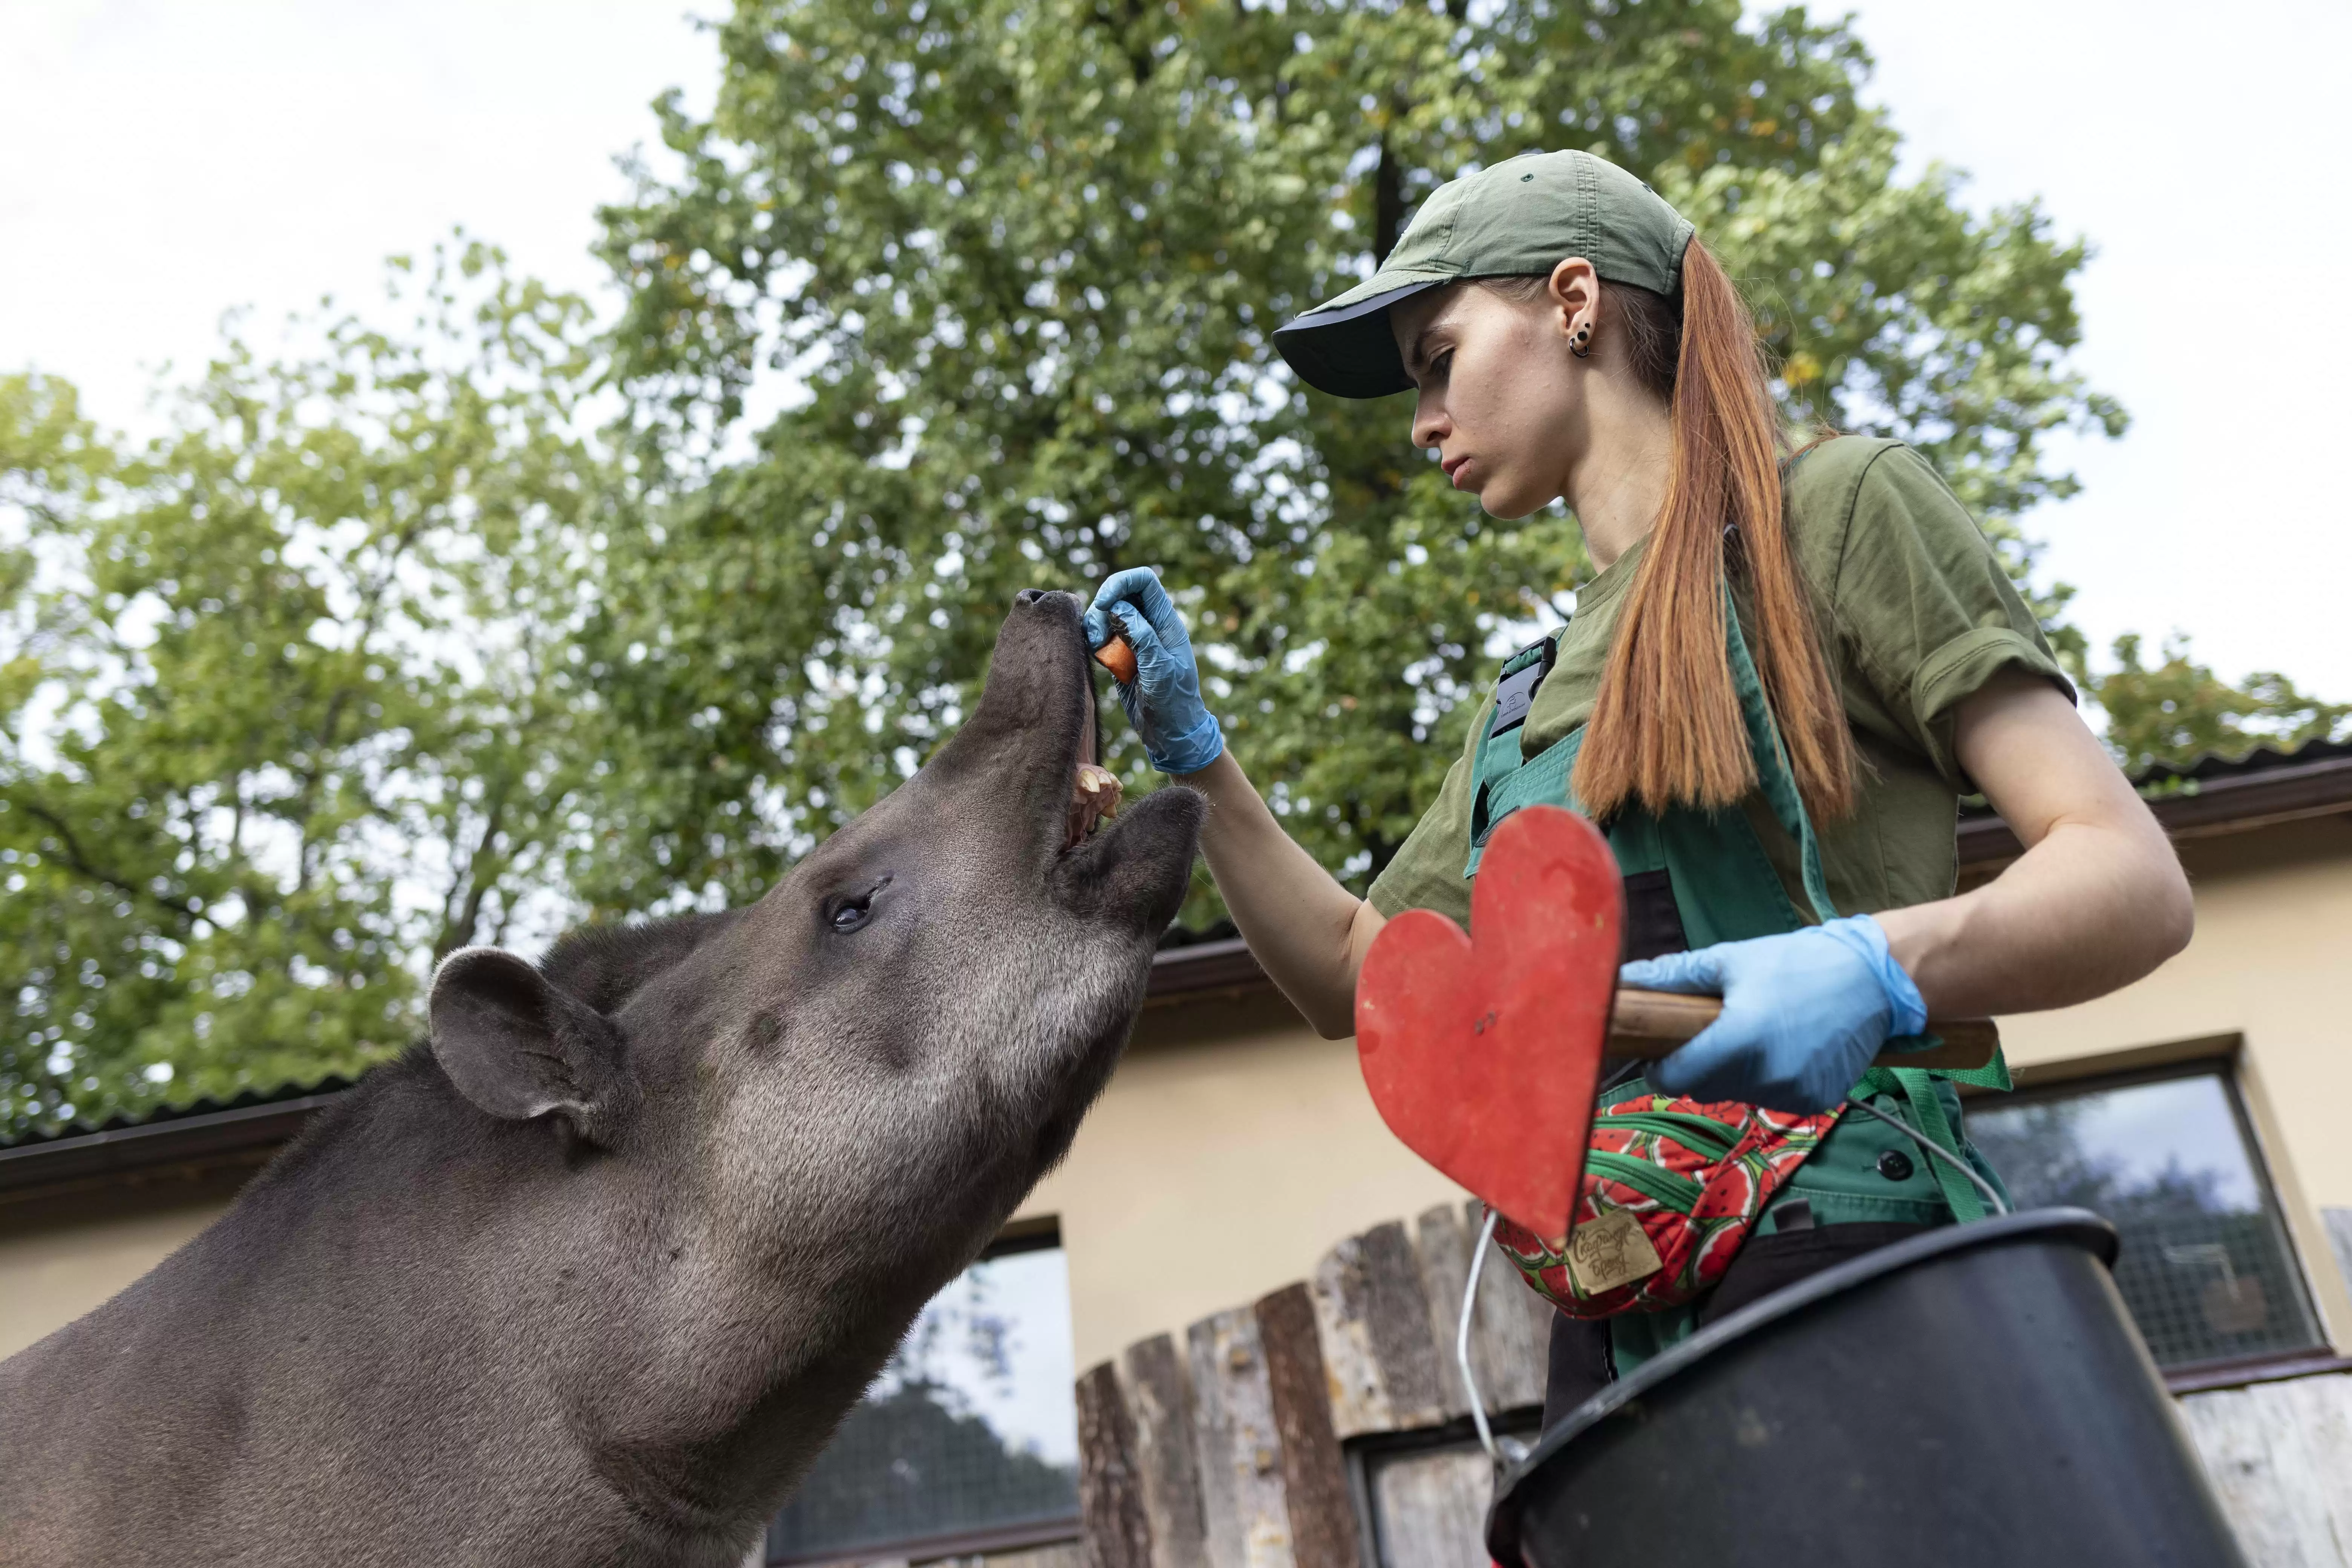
top-left (1065, 685), bottom-right (1121, 848)
top-left (976, 588), bottom-right (1199, 931)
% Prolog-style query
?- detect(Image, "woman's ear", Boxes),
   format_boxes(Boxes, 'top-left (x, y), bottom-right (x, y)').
top-left (429, 946), bottom-right (636, 1141)
top-left (1546, 256), bottom-right (1602, 352)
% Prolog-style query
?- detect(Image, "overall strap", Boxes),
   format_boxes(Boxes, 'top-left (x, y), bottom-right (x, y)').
top-left (1466, 635), bottom-right (1558, 847)
top-left (1723, 579), bottom-right (2012, 1092)
top-left (1718, 579), bottom-right (1838, 926)
top-left (1856, 1065), bottom-right (1990, 1223)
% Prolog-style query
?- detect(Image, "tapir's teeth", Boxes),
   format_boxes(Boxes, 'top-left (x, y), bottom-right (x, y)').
top-left (1066, 764), bottom-right (1124, 847)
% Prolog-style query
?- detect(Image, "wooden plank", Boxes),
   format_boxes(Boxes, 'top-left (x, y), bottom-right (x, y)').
top-left (2268, 1376), bottom-right (2352, 1561)
top-left (1413, 1203), bottom-right (1550, 1421)
top-left (2177, 1374), bottom-right (2352, 1566)
top-left (1310, 1223), bottom-right (1448, 1439)
top-left (1358, 1223), bottom-right (1449, 1429)
top-left (1121, 1334), bottom-right (1211, 1568)
top-left (1411, 1205), bottom-right (1476, 1421)
top-left (1187, 1306), bottom-right (1296, 1568)
top-left (1254, 1283), bottom-right (1362, 1568)
top-left (1366, 1447), bottom-right (1494, 1568)
top-left (989, 1546), bottom-right (1086, 1568)
top-left (1078, 1360), bottom-right (1155, 1568)
top-left (1309, 1234), bottom-right (1387, 1438)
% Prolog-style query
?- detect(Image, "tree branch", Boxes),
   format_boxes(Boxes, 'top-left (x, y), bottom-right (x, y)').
top-left (434, 783), bottom-right (512, 959)
top-left (13, 799), bottom-right (204, 925)
top-left (1373, 136), bottom-right (1406, 265)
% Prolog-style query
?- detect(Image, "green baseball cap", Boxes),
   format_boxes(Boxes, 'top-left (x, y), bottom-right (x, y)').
top-left (1273, 150), bottom-right (1696, 399)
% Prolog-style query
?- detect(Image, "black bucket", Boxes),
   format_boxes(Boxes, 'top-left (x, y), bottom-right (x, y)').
top-left (1487, 1208), bottom-right (2245, 1568)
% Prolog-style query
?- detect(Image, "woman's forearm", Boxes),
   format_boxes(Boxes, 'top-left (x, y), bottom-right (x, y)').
top-left (1874, 675), bottom-right (2194, 1018)
top-left (1876, 816), bottom-right (2191, 1017)
top-left (1177, 750), bottom-right (1385, 1037)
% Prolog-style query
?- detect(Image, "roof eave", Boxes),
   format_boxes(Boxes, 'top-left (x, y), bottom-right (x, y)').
top-left (1959, 752), bottom-right (2352, 870)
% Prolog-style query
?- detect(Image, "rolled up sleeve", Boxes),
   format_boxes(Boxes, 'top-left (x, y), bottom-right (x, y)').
top-left (1831, 446), bottom-right (2075, 787)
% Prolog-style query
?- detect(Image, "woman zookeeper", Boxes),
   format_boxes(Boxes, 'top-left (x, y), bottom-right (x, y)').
top-left (1084, 149), bottom-right (2193, 1416)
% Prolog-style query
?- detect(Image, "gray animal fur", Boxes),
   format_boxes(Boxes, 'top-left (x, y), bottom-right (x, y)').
top-left (0, 590), bottom-right (1204, 1567)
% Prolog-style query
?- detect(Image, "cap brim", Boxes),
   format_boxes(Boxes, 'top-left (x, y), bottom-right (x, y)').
top-left (1272, 279), bottom-right (1443, 399)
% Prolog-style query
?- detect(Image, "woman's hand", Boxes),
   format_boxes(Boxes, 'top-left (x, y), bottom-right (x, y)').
top-left (1624, 915), bottom-right (1926, 1113)
top-left (1084, 567), bottom-right (1224, 775)
top-left (1083, 568), bottom-right (1375, 1036)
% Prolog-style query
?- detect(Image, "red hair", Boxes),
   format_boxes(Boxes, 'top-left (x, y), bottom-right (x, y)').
top-left (1544, 239), bottom-right (1853, 821)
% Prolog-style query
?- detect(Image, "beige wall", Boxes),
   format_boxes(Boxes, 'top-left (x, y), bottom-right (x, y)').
top-left (0, 1187), bottom-right (234, 1359)
top-left (1015, 988), bottom-right (1464, 1371)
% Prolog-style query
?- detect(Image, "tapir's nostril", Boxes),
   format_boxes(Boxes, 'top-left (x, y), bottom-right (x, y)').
top-left (1016, 588), bottom-right (1081, 615)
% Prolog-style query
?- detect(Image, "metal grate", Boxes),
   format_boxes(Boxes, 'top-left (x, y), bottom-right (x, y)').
top-left (765, 1382), bottom-right (1078, 1560)
top-left (1966, 1068), bottom-right (2323, 1369)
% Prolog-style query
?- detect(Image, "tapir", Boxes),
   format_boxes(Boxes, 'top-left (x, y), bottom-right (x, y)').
top-left (0, 590), bottom-right (1204, 1567)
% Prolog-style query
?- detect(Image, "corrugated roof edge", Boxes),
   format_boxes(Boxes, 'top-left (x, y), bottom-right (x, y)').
top-left (5, 1073), bottom-right (364, 1153)
top-left (9, 737), bottom-right (2350, 1168)
top-left (1958, 734), bottom-right (2352, 867)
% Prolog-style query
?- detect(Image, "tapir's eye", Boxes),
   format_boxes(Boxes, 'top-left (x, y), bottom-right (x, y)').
top-left (826, 876), bottom-right (892, 935)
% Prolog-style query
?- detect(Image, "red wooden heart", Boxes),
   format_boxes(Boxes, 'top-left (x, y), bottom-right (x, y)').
top-left (1354, 805), bottom-right (1622, 1241)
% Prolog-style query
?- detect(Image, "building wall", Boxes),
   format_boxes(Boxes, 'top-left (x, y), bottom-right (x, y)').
top-left (0, 1171), bottom-right (245, 1360)
top-left (1984, 812), bottom-right (2352, 1344)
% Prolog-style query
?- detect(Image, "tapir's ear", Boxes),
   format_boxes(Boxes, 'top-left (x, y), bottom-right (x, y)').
top-left (429, 946), bottom-right (634, 1138)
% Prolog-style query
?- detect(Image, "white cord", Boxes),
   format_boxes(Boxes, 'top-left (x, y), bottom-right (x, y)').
top-left (1458, 1207), bottom-right (1529, 1467)
top-left (1841, 1095), bottom-right (2009, 1217)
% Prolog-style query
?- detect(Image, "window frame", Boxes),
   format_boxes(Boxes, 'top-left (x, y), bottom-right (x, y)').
top-left (1966, 1054), bottom-right (2340, 1389)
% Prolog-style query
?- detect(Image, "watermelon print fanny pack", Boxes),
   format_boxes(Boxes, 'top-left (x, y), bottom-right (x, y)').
top-left (1492, 1084), bottom-right (1839, 1317)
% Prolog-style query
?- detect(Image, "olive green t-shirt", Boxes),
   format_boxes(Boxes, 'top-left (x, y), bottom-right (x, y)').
top-left (1366, 436), bottom-right (2073, 929)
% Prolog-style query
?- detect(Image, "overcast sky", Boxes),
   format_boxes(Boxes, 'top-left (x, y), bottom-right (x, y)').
top-left (5, 0), bottom-right (2346, 699)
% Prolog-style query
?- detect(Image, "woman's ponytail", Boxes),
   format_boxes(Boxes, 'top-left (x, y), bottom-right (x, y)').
top-left (1569, 238), bottom-right (1855, 824)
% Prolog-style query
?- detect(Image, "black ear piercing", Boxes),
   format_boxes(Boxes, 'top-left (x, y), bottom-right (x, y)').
top-left (1570, 324), bottom-right (1593, 359)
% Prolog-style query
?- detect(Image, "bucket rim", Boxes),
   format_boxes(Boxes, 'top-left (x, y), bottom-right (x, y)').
top-left (1485, 1206), bottom-right (2119, 1563)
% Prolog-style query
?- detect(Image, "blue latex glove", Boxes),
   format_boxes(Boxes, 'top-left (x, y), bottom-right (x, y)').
top-left (1621, 914), bottom-right (1928, 1113)
top-left (1083, 567), bottom-right (1225, 775)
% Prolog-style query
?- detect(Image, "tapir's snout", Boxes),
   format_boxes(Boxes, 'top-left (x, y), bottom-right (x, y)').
top-left (911, 586), bottom-right (1199, 934)
top-left (757, 584), bottom-right (1192, 948)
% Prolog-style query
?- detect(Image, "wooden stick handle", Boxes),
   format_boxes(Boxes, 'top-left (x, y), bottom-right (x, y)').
top-left (1607, 988), bottom-right (2000, 1073)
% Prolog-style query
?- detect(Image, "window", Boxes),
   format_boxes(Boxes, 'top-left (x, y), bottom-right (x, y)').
top-left (1966, 1066), bottom-right (2326, 1372)
top-left (764, 1229), bottom-right (1081, 1565)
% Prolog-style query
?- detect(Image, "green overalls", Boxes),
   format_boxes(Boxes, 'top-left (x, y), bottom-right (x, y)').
top-left (1463, 582), bottom-right (2011, 1374)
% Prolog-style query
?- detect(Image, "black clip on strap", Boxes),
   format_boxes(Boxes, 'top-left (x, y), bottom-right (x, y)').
top-left (1486, 635), bottom-right (1557, 740)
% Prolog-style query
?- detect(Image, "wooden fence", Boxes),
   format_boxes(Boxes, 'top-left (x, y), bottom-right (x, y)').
top-left (1064, 1208), bottom-right (2352, 1568)
top-left (1073, 1201), bottom-right (1550, 1568)
top-left (2179, 1373), bottom-right (2352, 1566)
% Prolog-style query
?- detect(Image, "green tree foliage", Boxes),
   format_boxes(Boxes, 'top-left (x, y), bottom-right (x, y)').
top-left (583, 0), bottom-right (2121, 921)
top-left (0, 245), bottom-right (602, 1135)
top-left (12, 4), bottom-right (2298, 1138)
top-left (2091, 633), bottom-right (2350, 780)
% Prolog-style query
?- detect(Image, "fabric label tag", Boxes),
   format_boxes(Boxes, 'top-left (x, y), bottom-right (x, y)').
top-left (1565, 1207), bottom-right (1664, 1295)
